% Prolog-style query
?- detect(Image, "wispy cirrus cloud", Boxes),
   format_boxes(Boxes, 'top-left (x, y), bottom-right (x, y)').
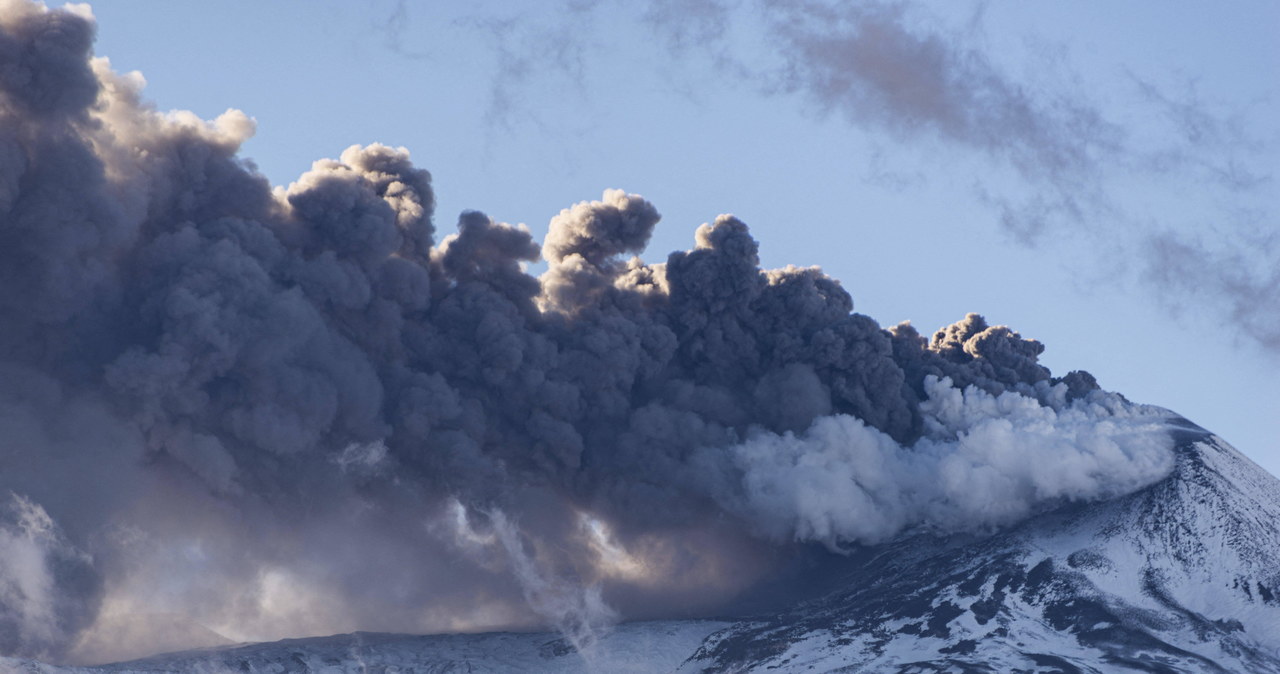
top-left (385, 0), bottom-right (1277, 354)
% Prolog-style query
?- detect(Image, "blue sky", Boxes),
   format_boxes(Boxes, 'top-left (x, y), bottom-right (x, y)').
top-left (87, 1), bottom-right (1278, 476)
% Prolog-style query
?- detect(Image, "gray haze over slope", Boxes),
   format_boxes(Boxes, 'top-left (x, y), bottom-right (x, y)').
top-left (9, 430), bottom-right (1277, 673)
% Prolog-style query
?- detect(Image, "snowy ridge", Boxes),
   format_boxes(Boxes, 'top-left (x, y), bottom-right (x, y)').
top-left (681, 422), bottom-right (1280, 672)
top-left (1, 622), bottom-right (729, 673)
top-left (8, 421), bottom-right (1279, 673)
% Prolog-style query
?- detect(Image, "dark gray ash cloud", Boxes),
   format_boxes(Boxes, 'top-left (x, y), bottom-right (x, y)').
top-left (0, 1), bottom-right (1178, 664)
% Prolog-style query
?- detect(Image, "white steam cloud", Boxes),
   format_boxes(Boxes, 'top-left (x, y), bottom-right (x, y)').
top-left (708, 376), bottom-right (1175, 548)
top-left (491, 512), bottom-right (618, 654)
top-left (0, 494), bottom-right (98, 661)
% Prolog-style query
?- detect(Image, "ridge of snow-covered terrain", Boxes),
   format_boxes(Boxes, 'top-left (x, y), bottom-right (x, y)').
top-left (2, 622), bottom-right (731, 673)
top-left (682, 420), bottom-right (1280, 673)
top-left (9, 419), bottom-right (1278, 674)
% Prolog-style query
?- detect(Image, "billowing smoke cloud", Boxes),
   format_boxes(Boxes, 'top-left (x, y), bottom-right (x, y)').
top-left (0, 1), bottom-right (1178, 664)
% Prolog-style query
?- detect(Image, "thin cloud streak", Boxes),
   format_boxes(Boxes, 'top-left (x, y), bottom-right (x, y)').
top-left (404, 0), bottom-right (1277, 355)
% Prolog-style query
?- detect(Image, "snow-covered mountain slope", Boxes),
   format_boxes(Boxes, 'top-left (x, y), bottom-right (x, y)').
top-left (683, 420), bottom-right (1280, 673)
top-left (9, 420), bottom-right (1279, 673)
top-left (3, 622), bottom-right (730, 673)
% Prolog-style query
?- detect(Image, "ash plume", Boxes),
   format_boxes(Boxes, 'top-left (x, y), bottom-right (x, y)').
top-left (0, 1), bottom-right (1176, 664)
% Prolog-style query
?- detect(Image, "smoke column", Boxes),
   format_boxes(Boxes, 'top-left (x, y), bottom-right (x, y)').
top-left (0, 1), bottom-right (1175, 664)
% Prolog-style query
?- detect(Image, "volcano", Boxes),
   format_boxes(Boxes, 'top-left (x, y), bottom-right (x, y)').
top-left (0, 4), bottom-right (1277, 672)
top-left (11, 418), bottom-right (1277, 674)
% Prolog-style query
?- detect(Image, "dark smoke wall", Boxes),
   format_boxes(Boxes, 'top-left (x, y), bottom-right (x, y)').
top-left (0, 2), bottom-right (1177, 664)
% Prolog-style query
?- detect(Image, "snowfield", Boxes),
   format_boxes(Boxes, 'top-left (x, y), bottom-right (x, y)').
top-left (3, 622), bottom-right (729, 673)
